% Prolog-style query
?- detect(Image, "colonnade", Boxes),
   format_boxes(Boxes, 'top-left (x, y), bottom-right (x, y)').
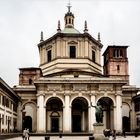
top-left (36, 93), bottom-right (123, 133)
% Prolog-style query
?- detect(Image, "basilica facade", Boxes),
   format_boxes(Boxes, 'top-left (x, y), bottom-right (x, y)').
top-left (13, 5), bottom-right (139, 134)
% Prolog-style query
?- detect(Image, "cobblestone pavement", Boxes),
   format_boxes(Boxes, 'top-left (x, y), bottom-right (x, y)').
top-left (4, 136), bottom-right (140, 140)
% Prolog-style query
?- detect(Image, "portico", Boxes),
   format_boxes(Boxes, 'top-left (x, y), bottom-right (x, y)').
top-left (35, 77), bottom-right (126, 133)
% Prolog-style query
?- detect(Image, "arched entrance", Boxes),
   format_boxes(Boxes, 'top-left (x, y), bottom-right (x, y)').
top-left (122, 103), bottom-right (130, 131)
top-left (23, 116), bottom-right (32, 132)
top-left (72, 97), bottom-right (88, 132)
top-left (98, 97), bottom-right (114, 129)
top-left (46, 97), bottom-right (63, 132)
top-left (22, 102), bottom-right (37, 132)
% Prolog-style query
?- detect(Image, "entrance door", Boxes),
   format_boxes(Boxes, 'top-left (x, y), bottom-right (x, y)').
top-left (23, 116), bottom-right (32, 132)
top-left (51, 118), bottom-right (59, 132)
top-left (123, 116), bottom-right (130, 132)
top-left (72, 115), bottom-right (81, 132)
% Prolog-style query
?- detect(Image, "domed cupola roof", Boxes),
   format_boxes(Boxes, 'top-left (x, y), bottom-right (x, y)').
top-left (64, 2), bottom-right (75, 28)
top-left (62, 2), bottom-right (80, 34)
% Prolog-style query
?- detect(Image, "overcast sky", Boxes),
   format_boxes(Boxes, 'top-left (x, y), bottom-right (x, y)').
top-left (0, 0), bottom-right (140, 87)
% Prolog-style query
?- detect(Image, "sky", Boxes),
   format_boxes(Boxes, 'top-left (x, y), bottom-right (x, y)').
top-left (0, 0), bottom-right (140, 88)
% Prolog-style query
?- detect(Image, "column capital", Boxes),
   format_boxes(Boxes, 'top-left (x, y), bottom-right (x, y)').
top-left (64, 93), bottom-right (70, 96)
top-left (36, 92), bottom-right (45, 97)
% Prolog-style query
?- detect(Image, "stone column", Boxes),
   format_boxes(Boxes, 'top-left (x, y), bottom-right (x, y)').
top-left (130, 101), bottom-right (136, 131)
top-left (63, 94), bottom-right (71, 132)
top-left (37, 94), bottom-right (46, 133)
top-left (89, 95), bottom-right (96, 132)
top-left (115, 94), bottom-right (122, 132)
top-left (17, 102), bottom-right (22, 131)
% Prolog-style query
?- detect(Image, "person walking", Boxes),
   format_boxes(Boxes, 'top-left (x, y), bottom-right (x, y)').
top-left (112, 129), bottom-right (116, 140)
top-left (123, 128), bottom-right (126, 138)
top-left (25, 128), bottom-right (29, 140)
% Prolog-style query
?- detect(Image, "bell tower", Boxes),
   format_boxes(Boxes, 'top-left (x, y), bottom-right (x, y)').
top-left (103, 45), bottom-right (129, 83)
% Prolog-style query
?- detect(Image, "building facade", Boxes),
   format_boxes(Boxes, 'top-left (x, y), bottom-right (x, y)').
top-left (12, 5), bottom-right (140, 134)
top-left (0, 78), bottom-right (20, 133)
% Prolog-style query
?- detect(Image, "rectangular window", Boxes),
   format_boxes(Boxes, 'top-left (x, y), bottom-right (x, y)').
top-left (2, 96), bottom-right (5, 106)
top-left (13, 103), bottom-right (17, 112)
top-left (0, 94), bottom-right (1, 104)
top-left (117, 65), bottom-right (120, 72)
top-left (92, 50), bottom-right (96, 62)
top-left (70, 46), bottom-right (76, 58)
top-left (2, 115), bottom-right (4, 124)
top-left (6, 116), bottom-right (7, 125)
top-left (6, 98), bottom-right (9, 108)
top-left (47, 50), bottom-right (52, 62)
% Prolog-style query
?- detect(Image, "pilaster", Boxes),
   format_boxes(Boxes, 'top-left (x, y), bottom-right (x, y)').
top-left (130, 101), bottom-right (136, 131)
top-left (63, 94), bottom-right (71, 132)
top-left (115, 93), bottom-right (122, 132)
top-left (89, 94), bottom-right (96, 132)
top-left (37, 92), bottom-right (46, 133)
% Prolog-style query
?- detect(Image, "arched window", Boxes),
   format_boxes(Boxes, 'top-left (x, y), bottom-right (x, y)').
top-left (69, 18), bottom-right (71, 24)
top-left (113, 49), bottom-right (123, 58)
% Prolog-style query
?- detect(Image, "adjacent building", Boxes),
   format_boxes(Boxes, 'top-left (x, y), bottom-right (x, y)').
top-left (0, 78), bottom-right (20, 133)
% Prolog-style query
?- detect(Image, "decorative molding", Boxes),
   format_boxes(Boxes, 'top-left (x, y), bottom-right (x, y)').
top-left (68, 41), bottom-right (78, 44)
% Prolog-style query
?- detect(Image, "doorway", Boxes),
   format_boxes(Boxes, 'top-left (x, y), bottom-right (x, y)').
top-left (23, 116), bottom-right (32, 132)
top-left (72, 97), bottom-right (88, 132)
top-left (51, 118), bottom-right (59, 132)
top-left (72, 115), bottom-right (81, 132)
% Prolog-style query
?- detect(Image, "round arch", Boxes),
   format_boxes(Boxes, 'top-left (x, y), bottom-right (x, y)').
top-left (45, 97), bottom-right (63, 132)
top-left (70, 95), bottom-right (90, 107)
top-left (122, 102), bottom-right (131, 110)
top-left (96, 96), bottom-right (115, 106)
top-left (44, 95), bottom-right (64, 107)
top-left (21, 102), bottom-right (37, 132)
top-left (21, 101), bottom-right (37, 110)
top-left (97, 97), bottom-right (114, 129)
top-left (122, 102), bottom-right (131, 132)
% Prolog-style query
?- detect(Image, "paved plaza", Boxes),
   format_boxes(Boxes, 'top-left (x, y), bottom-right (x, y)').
top-left (4, 136), bottom-right (140, 140)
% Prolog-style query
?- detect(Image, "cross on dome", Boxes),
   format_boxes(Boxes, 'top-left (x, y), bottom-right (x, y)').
top-left (67, 0), bottom-right (72, 12)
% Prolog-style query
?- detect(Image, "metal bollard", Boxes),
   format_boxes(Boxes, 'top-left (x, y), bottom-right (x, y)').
top-left (45, 136), bottom-right (50, 140)
top-left (89, 136), bottom-right (94, 140)
top-left (59, 133), bottom-right (62, 138)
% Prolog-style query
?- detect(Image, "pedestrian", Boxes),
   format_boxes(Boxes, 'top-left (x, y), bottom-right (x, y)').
top-left (22, 128), bottom-right (26, 140)
top-left (112, 129), bottom-right (116, 140)
top-left (123, 128), bottom-right (126, 138)
top-left (25, 128), bottom-right (29, 140)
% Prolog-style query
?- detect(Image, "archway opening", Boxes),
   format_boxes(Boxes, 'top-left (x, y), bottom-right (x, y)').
top-left (122, 104), bottom-right (130, 132)
top-left (46, 97), bottom-right (63, 132)
top-left (22, 103), bottom-right (36, 132)
top-left (72, 97), bottom-right (88, 132)
top-left (98, 97), bottom-right (114, 129)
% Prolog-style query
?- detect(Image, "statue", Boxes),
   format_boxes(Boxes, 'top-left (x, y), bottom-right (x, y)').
top-left (91, 102), bottom-right (103, 123)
